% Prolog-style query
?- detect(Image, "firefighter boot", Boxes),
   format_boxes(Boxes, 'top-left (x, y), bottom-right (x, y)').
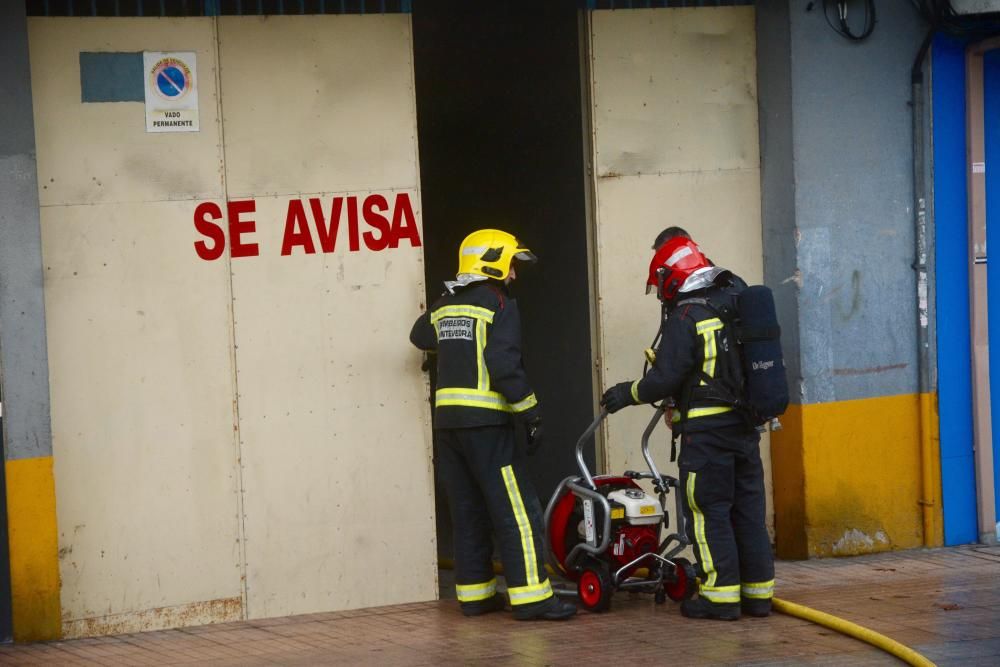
top-left (741, 598), bottom-right (771, 618)
top-left (680, 597), bottom-right (740, 621)
top-left (461, 594), bottom-right (507, 617)
top-left (514, 596), bottom-right (577, 621)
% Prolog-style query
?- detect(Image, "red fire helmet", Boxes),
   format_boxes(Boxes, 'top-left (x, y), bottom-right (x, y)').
top-left (646, 236), bottom-right (712, 302)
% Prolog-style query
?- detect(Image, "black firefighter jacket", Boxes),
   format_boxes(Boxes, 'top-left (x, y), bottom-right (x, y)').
top-left (635, 282), bottom-right (748, 433)
top-left (410, 281), bottom-right (540, 430)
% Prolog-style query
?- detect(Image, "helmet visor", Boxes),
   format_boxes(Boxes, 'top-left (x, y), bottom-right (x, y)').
top-left (678, 266), bottom-right (725, 294)
top-left (514, 250), bottom-right (537, 264)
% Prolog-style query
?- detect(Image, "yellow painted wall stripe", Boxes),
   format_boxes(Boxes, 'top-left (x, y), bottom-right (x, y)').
top-left (771, 393), bottom-right (943, 559)
top-left (6, 456), bottom-right (61, 641)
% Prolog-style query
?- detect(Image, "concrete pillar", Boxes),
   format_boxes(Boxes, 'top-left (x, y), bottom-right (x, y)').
top-left (0, 4), bottom-right (61, 641)
top-left (756, 0), bottom-right (942, 558)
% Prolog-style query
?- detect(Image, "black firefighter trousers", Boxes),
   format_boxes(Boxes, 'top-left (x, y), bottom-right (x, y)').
top-left (678, 426), bottom-right (775, 611)
top-left (437, 424), bottom-right (555, 617)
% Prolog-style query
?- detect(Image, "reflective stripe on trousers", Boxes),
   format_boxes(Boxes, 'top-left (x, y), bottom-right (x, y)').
top-left (438, 427), bottom-right (554, 612)
top-left (456, 578), bottom-right (497, 603)
top-left (502, 465), bottom-right (539, 586)
top-left (700, 584), bottom-right (740, 604)
top-left (507, 580), bottom-right (553, 606)
top-left (686, 471), bottom-right (719, 588)
top-left (500, 465), bottom-right (552, 607)
top-left (680, 429), bottom-right (774, 608)
top-left (741, 579), bottom-right (774, 600)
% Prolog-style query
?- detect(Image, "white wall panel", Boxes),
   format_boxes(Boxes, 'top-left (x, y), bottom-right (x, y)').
top-left (589, 8), bottom-right (773, 534)
top-left (28, 18), bottom-right (244, 636)
top-left (218, 15), bottom-right (436, 618)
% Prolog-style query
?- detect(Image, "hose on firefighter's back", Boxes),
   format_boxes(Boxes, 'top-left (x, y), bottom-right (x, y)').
top-left (436, 558), bottom-right (935, 667)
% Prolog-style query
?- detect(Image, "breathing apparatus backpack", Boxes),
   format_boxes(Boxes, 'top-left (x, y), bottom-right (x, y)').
top-left (670, 280), bottom-right (789, 428)
top-left (730, 285), bottom-right (789, 424)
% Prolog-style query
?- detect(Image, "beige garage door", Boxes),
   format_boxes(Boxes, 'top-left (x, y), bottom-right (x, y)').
top-left (30, 14), bottom-right (435, 636)
top-left (217, 15), bottom-right (435, 619)
top-left (587, 7), bottom-right (773, 535)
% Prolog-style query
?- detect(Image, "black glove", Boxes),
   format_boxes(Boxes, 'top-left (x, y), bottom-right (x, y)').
top-left (420, 351), bottom-right (436, 372)
top-left (526, 418), bottom-right (544, 456)
top-left (601, 381), bottom-right (637, 414)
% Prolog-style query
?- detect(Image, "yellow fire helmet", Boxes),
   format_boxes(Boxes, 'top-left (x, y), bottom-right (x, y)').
top-left (456, 229), bottom-right (537, 280)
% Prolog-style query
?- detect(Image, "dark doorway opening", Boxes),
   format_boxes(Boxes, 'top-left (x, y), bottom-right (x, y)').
top-left (412, 0), bottom-right (597, 565)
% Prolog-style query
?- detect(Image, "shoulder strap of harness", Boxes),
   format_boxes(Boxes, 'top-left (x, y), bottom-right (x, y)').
top-left (669, 294), bottom-right (747, 461)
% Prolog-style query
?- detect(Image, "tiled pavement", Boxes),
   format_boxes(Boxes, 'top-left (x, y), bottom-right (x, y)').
top-left (1, 545), bottom-right (998, 666)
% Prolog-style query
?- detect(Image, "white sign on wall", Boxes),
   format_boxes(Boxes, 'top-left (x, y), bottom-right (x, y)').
top-left (143, 52), bottom-right (199, 133)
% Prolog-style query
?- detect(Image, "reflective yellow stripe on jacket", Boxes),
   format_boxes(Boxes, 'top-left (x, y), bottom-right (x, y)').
top-left (436, 388), bottom-right (514, 412)
top-left (430, 305), bottom-right (495, 324)
top-left (696, 317), bottom-right (724, 385)
top-left (686, 406), bottom-right (734, 419)
top-left (435, 388), bottom-right (538, 414)
top-left (684, 317), bottom-right (733, 421)
top-left (509, 393), bottom-right (538, 413)
top-left (432, 304), bottom-right (535, 415)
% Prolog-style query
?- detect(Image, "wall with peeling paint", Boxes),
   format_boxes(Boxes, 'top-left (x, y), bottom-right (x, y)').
top-left (758, 1), bottom-right (937, 557)
top-left (785, 2), bottom-right (925, 404)
top-left (0, 9), bottom-right (54, 465)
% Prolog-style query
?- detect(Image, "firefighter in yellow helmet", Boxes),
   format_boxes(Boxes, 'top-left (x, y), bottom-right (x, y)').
top-left (410, 229), bottom-right (576, 621)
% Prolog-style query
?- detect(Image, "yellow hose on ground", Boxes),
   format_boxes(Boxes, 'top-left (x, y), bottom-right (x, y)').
top-left (438, 559), bottom-right (935, 666)
top-left (772, 597), bottom-right (935, 667)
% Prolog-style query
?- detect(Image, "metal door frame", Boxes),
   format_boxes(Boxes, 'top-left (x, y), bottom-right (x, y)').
top-left (966, 37), bottom-right (1000, 545)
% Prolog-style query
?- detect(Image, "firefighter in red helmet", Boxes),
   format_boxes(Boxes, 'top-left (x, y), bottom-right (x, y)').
top-left (601, 228), bottom-right (775, 621)
top-left (410, 229), bottom-right (576, 621)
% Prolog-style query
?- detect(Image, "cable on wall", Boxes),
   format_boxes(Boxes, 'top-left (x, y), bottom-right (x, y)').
top-left (823, 0), bottom-right (877, 41)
